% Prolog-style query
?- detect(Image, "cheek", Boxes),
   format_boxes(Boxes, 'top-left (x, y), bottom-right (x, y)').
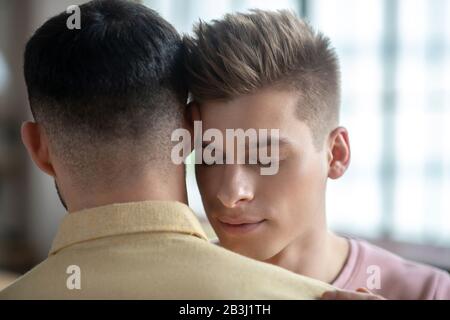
top-left (262, 159), bottom-right (317, 195)
top-left (281, 155), bottom-right (327, 191)
top-left (258, 158), bottom-right (327, 220)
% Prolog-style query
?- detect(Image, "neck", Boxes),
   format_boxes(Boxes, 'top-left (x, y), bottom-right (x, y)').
top-left (60, 164), bottom-right (188, 213)
top-left (264, 228), bottom-right (349, 284)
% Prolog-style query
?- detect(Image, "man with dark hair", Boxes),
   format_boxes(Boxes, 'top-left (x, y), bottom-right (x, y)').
top-left (0, 1), bottom-right (333, 299)
top-left (24, 0), bottom-right (188, 212)
top-left (184, 9), bottom-right (450, 300)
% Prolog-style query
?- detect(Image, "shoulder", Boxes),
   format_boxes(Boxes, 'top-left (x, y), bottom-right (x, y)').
top-left (352, 239), bottom-right (450, 300)
top-left (0, 259), bottom-right (62, 300)
top-left (200, 238), bottom-right (332, 299)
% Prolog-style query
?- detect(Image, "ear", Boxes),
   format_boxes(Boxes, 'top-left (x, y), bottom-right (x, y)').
top-left (327, 127), bottom-right (351, 180)
top-left (21, 121), bottom-right (56, 177)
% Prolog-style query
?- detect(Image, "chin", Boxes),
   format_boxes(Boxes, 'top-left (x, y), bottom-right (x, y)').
top-left (221, 239), bottom-right (276, 262)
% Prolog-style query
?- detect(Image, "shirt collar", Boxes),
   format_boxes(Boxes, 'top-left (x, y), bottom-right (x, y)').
top-left (49, 201), bottom-right (208, 256)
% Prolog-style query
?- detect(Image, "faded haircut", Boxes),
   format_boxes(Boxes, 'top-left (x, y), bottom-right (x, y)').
top-left (24, 0), bottom-right (187, 184)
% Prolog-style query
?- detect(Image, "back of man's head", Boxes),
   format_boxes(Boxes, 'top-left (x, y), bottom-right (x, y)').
top-left (24, 0), bottom-right (186, 187)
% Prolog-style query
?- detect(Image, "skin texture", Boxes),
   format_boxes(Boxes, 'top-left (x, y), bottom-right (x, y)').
top-left (194, 87), bottom-right (353, 285)
top-left (21, 121), bottom-right (188, 213)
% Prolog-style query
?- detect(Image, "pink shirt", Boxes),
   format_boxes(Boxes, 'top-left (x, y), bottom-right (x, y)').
top-left (332, 238), bottom-right (450, 300)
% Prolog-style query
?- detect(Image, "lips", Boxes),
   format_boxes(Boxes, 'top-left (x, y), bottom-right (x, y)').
top-left (218, 217), bottom-right (263, 225)
top-left (216, 217), bottom-right (266, 235)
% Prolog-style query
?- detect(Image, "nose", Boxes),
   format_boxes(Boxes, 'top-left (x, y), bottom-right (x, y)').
top-left (217, 165), bottom-right (254, 208)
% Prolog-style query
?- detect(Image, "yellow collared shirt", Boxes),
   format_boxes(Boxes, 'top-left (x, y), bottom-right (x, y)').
top-left (0, 201), bottom-right (332, 299)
